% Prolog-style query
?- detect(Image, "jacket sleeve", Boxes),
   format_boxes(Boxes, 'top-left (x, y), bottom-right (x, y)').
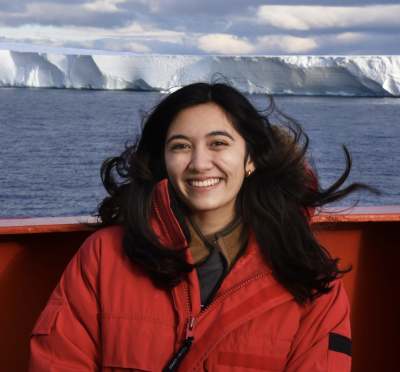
top-left (285, 279), bottom-right (352, 372)
top-left (29, 235), bottom-right (102, 372)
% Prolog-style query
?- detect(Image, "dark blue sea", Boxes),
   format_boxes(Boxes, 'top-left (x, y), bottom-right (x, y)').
top-left (0, 88), bottom-right (399, 218)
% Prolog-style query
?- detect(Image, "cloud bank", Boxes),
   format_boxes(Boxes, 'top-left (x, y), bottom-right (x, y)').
top-left (0, 1), bottom-right (399, 55)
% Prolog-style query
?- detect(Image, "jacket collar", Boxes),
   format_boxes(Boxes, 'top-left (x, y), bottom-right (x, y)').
top-left (186, 214), bottom-right (249, 270)
top-left (151, 179), bottom-right (277, 288)
top-left (151, 179), bottom-right (270, 273)
top-left (151, 179), bottom-right (190, 251)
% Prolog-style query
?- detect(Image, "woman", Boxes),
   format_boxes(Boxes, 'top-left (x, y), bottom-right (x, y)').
top-left (29, 82), bottom-right (371, 372)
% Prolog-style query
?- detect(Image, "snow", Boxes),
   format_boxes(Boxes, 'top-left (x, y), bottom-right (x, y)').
top-left (0, 43), bottom-right (399, 96)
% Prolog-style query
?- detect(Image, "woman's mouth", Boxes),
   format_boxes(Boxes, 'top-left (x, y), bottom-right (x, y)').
top-left (187, 178), bottom-right (220, 188)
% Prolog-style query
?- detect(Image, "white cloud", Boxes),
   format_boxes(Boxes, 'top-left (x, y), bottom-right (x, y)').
top-left (257, 5), bottom-right (400, 31)
top-left (257, 35), bottom-right (317, 54)
top-left (197, 34), bottom-right (253, 54)
top-left (0, 34), bottom-right (152, 54)
top-left (81, 0), bottom-right (161, 13)
top-left (336, 32), bottom-right (367, 42)
top-left (137, 0), bottom-right (161, 13)
top-left (125, 41), bottom-right (150, 53)
top-left (82, 0), bottom-right (126, 13)
top-left (77, 22), bottom-right (146, 36)
top-left (102, 40), bottom-right (151, 53)
top-left (0, 21), bottom-right (185, 42)
top-left (197, 33), bottom-right (317, 55)
top-left (68, 38), bottom-right (152, 53)
top-left (63, 22), bottom-right (185, 44)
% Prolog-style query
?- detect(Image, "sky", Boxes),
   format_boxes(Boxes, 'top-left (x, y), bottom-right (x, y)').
top-left (0, 0), bottom-right (399, 55)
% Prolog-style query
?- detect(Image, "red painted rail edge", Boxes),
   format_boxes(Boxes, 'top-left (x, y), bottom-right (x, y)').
top-left (0, 207), bottom-right (399, 235)
top-left (0, 216), bottom-right (97, 235)
top-left (313, 206), bottom-right (400, 223)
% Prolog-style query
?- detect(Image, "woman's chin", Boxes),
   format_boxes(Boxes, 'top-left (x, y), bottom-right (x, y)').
top-left (185, 197), bottom-right (236, 215)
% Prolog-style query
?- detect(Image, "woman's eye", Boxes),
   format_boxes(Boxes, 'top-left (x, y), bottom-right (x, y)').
top-left (212, 141), bottom-right (227, 147)
top-left (172, 144), bottom-right (189, 150)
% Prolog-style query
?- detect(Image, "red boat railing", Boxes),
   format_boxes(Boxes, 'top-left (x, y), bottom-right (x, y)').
top-left (1, 206), bottom-right (399, 371)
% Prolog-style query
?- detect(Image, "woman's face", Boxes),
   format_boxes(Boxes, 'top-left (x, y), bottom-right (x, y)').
top-left (164, 103), bottom-right (255, 216)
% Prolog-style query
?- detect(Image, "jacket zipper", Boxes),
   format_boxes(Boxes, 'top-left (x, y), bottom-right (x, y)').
top-left (163, 270), bottom-right (268, 371)
top-left (190, 270), bottom-right (268, 326)
top-left (163, 281), bottom-right (196, 372)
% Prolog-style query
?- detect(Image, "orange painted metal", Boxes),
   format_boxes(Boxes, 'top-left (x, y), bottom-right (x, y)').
top-left (0, 207), bottom-right (399, 371)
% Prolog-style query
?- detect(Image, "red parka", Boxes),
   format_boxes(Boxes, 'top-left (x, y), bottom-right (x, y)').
top-left (29, 180), bottom-right (352, 372)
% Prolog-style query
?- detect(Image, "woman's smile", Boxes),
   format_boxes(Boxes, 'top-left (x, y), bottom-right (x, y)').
top-left (186, 178), bottom-right (221, 188)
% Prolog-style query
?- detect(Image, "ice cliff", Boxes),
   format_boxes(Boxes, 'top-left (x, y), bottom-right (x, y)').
top-left (0, 43), bottom-right (399, 96)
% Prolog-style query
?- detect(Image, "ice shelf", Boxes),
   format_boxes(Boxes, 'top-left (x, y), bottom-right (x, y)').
top-left (0, 43), bottom-right (399, 96)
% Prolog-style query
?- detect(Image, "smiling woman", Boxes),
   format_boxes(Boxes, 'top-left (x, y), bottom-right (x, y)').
top-left (29, 81), bottom-right (374, 372)
top-left (165, 104), bottom-right (255, 241)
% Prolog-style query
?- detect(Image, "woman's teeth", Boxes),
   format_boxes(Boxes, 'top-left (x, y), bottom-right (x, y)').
top-left (189, 178), bottom-right (220, 188)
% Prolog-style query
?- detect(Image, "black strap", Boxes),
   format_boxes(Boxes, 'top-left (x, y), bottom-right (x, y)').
top-left (163, 337), bottom-right (194, 372)
top-left (329, 333), bottom-right (352, 357)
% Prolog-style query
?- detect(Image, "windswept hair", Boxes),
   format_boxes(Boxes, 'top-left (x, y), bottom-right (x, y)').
top-left (93, 80), bottom-right (377, 305)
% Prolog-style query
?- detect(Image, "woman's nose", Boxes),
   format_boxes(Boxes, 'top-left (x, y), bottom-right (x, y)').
top-left (187, 148), bottom-right (213, 173)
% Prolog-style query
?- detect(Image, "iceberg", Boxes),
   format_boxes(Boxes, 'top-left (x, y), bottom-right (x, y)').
top-left (0, 43), bottom-right (399, 96)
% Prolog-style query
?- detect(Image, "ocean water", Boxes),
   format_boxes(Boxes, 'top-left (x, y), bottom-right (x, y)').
top-left (0, 88), bottom-right (399, 218)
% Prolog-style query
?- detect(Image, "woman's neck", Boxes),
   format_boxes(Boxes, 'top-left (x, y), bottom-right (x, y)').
top-left (190, 208), bottom-right (236, 246)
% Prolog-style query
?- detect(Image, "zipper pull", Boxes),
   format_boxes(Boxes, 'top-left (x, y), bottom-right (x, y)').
top-left (186, 316), bottom-right (196, 338)
top-left (163, 317), bottom-right (196, 372)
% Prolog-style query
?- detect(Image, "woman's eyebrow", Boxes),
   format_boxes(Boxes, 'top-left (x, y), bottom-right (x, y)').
top-left (206, 131), bottom-right (235, 141)
top-left (166, 134), bottom-right (190, 145)
top-left (167, 131), bottom-right (234, 145)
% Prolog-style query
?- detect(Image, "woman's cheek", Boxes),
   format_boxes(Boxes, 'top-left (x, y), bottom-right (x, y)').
top-left (218, 151), bottom-right (245, 180)
top-left (167, 155), bottom-right (187, 186)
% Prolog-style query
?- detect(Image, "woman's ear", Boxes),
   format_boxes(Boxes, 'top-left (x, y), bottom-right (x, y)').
top-left (245, 154), bottom-right (256, 173)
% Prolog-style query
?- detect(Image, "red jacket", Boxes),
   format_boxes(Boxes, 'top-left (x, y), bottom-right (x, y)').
top-left (29, 180), bottom-right (352, 372)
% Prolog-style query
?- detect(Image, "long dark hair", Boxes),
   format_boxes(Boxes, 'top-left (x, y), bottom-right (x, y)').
top-left (93, 81), bottom-right (377, 305)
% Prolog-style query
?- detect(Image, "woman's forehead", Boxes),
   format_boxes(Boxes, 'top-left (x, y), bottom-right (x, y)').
top-left (167, 103), bottom-right (236, 138)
